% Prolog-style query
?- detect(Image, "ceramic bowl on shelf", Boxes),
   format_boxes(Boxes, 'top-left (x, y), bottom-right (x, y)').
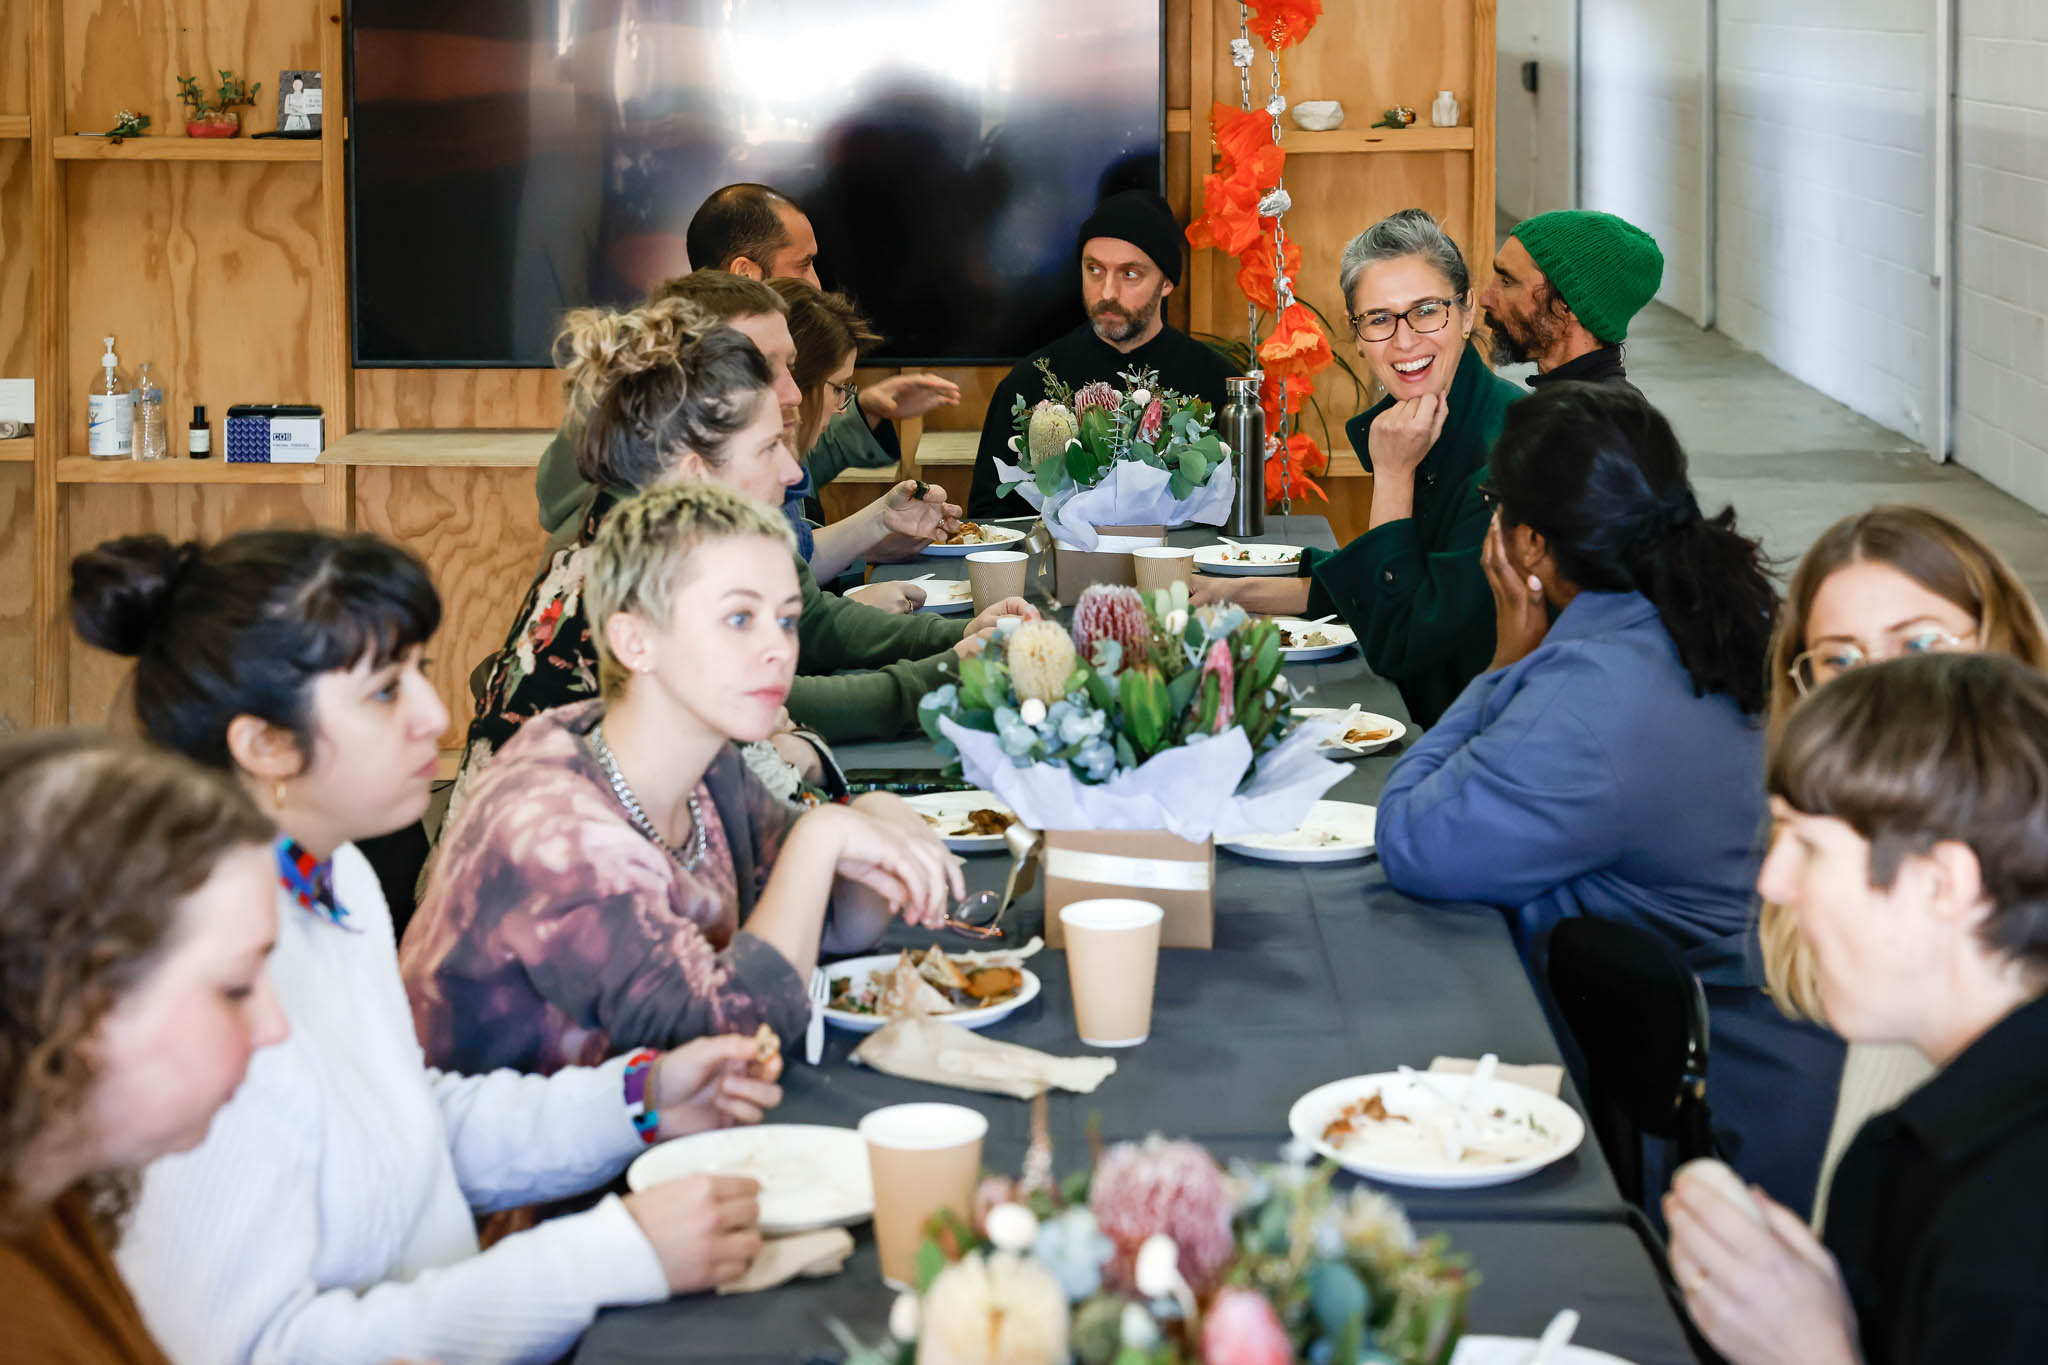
top-left (1292, 100), bottom-right (1344, 131)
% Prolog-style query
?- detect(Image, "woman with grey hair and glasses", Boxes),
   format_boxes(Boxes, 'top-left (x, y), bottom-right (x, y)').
top-left (1192, 208), bottom-right (1523, 727)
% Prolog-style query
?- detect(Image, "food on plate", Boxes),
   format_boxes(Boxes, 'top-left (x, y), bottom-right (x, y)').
top-left (750, 1022), bottom-right (781, 1075)
top-left (921, 806), bottom-right (1018, 838)
top-left (829, 946), bottom-right (1028, 1019)
top-left (1318, 1085), bottom-right (1557, 1167)
top-left (1280, 628), bottom-right (1334, 649)
top-left (1220, 546), bottom-right (1299, 564)
top-left (941, 522), bottom-right (991, 546)
top-left (1342, 724), bottom-right (1395, 746)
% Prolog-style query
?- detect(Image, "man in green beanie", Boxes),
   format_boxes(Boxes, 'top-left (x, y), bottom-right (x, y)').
top-left (1479, 209), bottom-right (1663, 395)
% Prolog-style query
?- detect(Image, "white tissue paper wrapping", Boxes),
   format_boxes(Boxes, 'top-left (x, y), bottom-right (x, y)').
top-left (994, 455), bottom-right (1236, 552)
top-left (936, 713), bottom-right (1350, 844)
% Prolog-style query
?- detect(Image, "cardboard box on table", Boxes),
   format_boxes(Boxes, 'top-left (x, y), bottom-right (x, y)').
top-left (1041, 827), bottom-right (1215, 949)
top-left (1050, 525), bottom-right (1167, 601)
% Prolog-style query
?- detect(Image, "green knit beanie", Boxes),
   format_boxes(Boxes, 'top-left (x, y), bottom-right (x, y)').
top-left (1509, 211), bottom-right (1665, 344)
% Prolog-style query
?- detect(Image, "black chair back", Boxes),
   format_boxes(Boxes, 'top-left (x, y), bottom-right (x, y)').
top-left (1541, 916), bottom-right (1719, 1206)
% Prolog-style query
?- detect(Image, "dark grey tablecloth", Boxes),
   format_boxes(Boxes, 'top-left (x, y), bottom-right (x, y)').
top-left (572, 518), bottom-right (1689, 1364)
top-left (576, 1219), bottom-right (1695, 1365)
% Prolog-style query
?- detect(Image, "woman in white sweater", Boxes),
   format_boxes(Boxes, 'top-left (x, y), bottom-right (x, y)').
top-left (70, 527), bottom-right (780, 1365)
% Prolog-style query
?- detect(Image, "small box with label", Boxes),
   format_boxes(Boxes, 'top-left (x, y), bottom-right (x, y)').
top-left (224, 405), bottom-right (325, 463)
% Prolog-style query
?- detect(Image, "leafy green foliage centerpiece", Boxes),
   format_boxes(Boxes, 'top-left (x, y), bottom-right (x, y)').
top-left (996, 363), bottom-right (1238, 551)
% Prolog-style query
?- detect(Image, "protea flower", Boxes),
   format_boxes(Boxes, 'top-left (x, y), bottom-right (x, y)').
top-left (1025, 400), bottom-right (1078, 471)
top-left (1136, 397), bottom-right (1165, 444)
top-left (1008, 620), bottom-right (1078, 704)
top-left (916, 1252), bottom-right (1069, 1365)
top-left (1071, 584), bottom-right (1152, 667)
top-left (1088, 1136), bottom-right (1235, 1297)
top-left (1200, 1288), bottom-right (1293, 1365)
top-left (1072, 380), bottom-right (1118, 414)
top-left (1198, 637), bottom-right (1236, 732)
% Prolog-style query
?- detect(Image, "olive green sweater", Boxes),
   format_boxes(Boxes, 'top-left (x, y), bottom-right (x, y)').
top-left (788, 556), bottom-right (965, 742)
top-left (1298, 342), bottom-right (1523, 728)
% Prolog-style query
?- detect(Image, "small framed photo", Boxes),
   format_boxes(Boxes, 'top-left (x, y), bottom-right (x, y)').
top-left (277, 70), bottom-right (322, 134)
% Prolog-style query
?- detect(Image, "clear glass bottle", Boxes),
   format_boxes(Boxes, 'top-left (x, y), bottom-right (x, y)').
top-left (133, 362), bottom-right (168, 461)
top-left (86, 337), bottom-right (133, 459)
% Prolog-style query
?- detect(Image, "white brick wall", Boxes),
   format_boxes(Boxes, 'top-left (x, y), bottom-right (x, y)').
top-left (1496, 0), bottom-right (1578, 224)
top-left (1714, 0), bottom-right (1940, 447)
top-left (1581, 0), bottom-right (1712, 325)
top-left (1954, 5), bottom-right (2048, 512)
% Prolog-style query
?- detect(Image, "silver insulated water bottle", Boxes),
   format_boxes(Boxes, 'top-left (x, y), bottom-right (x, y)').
top-left (1222, 374), bottom-right (1266, 538)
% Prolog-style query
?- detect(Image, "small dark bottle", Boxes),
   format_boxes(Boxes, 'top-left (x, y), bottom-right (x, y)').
top-left (188, 404), bottom-right (212, 459)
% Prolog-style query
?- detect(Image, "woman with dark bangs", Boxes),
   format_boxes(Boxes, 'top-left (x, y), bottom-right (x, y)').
top-left (0, 731), bottom-right (283, 1365)
top-left (71, 529), bottom-right (786, 1365)
top-left (1669, 653), bottom-right (2048, 1365)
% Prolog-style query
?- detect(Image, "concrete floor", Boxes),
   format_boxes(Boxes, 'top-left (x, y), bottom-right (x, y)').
top-left (1510, 303), bottom-right (2048, 600)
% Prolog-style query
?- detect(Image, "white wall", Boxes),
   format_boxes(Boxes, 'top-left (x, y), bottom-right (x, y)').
top-left (1713, 0), bottom-right (1940, 448)
top-left (1953, 5), bottom-right (2048, 510)
top-left (1496, 0), bottom-right (1578, 225)
top-left (1580, 0), bottom-right (1712, 325)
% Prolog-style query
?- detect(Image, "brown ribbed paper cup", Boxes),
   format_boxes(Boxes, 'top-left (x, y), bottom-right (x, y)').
top-left (858, 1102), bottom-right (988, 1289)
top-left (1132, 545), bottom-right (1195, 597)
top-left (1059, 898), bottom-right (1165, 1047)
top-left (966, 549), bottom-right (1028, 614)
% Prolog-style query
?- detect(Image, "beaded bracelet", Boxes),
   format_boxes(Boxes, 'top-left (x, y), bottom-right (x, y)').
top-left (622, 1048), bottom-right (661, 1143)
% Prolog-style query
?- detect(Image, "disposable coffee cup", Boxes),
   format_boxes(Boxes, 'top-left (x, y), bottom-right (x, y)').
top-left (858, 1102), bottom-right (988, 1289)
top-left (1132, 545), bottom-right (1195, 597)
top-left (1058, 898), bottom-right (1165, 1047)
top-left (967, 550), bottom-right (1028, 613)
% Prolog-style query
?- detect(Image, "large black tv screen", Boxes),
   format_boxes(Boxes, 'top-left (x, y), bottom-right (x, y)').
top-left (350, 1), bottom-right (1164, 367)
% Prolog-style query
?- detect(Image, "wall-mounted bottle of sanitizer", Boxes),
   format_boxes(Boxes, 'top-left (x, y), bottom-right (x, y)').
top-left (87, 336), bottom-right (133, 459)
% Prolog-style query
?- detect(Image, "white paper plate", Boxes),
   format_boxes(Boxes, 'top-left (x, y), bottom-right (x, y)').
top-left (1192, 542), bottom-right (1305, 576)
top-left (1271, 618), bottom-right (1358, 662)
top-left (822, 952), bottom-right (1042, 1034)
top-left (1289, 1071), bottom-right (1586, 1189)
top-left (1221, 800), bottom-right (1377, 863)
top-left (920, 526), bottom-right (1028, 557)
top-left (1451, 1337), bottom-right (1638, 1365)
top-left (904, 790), bottom-right (1019, 852)
top-left (847, 578), bottom-right (974, 614)
top-left (1293, 707), bottom-right (1407, 757)
top-left (626, 1125), bottom-right (872, 1234)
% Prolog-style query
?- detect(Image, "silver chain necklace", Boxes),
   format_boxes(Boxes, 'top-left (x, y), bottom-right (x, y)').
top-left (589, 723), bottom-right (707, 873)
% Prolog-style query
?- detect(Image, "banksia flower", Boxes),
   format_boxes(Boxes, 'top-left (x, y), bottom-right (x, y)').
top-left (1071, 584), bottom-right (1152, 666)
top-left (1198, 637), bottom-right (1236, 732)
top-left (1008, 620), bottom-right (1078, 704)
top-left (1026, 400), bottom-right (1078, 471)
top-left (1072, 380), bottom-right (1118, 414)
top-left (1089, 1136), bottom-right (1235, 1297)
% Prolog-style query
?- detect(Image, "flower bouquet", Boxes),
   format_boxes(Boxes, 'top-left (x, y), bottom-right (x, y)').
top-left (998, 362), bottom-right (1237, 550)
top-left (916, 583), bottom-right (1345, 844)
top-left (836, 1123), bottom-right (1474, 1365)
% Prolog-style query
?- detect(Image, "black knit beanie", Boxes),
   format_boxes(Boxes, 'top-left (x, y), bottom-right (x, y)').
top-left (1077, 188), bottom-right (1184, 286)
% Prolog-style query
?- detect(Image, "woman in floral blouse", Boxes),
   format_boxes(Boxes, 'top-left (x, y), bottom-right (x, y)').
top-left (404, 482), bottom-right (964, 1075)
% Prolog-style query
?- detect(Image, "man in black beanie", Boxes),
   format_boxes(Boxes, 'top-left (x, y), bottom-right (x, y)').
top-left (968, 188), bottom-right (1237, 517)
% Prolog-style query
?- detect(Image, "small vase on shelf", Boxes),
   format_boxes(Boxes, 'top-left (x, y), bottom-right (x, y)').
top-left (1431, 91), bottom-right (1460, 128)
top-left (185, 111), bottom-right (240, 139)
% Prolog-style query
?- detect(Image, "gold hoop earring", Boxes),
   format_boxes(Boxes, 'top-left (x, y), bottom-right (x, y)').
top-left (273, 781), bottom-right (288, 813)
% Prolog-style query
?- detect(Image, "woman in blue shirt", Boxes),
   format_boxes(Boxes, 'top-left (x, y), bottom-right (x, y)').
top-left (1376, 381), bottom-right (1845, 1218)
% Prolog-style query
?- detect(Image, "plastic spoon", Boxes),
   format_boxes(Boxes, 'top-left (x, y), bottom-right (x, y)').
top-left (1446, 1052), bottom-right (1499, 1162)
top-left (1524, 1308), bottom-right (1580, 1365)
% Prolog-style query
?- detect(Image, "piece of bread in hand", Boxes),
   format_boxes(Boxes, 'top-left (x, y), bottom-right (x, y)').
top-left (751, 1022), bottom-right (781, 1075)
top-left (1673, 1157), bottom-right (1766, 1225)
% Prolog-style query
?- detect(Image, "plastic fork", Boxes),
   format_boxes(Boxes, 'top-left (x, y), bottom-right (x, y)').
top-left (805, 968), bottom-right (828, 1065)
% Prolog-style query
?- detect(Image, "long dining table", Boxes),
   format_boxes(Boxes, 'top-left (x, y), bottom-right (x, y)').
top-left (574, 518), bottom-right (1701, 1365)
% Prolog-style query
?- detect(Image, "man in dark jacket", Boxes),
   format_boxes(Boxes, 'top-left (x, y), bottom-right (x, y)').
top-left (967, 189), bottom-right (1237, 517)
top-left (1479, 209), bottom-right (1663, 396)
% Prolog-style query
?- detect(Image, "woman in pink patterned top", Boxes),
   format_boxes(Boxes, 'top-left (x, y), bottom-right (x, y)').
top-left (404, 483), bottom-right (964, 1075)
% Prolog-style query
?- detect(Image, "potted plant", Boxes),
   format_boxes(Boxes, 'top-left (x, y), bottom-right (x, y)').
top-left (176, 70), bottom-right (262, 138)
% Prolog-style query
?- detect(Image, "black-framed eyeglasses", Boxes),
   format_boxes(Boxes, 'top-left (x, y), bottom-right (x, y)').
top-left (1348, 296), bottom-right (1460, 343)
top-left (830, 380), bottom-right (860, 414)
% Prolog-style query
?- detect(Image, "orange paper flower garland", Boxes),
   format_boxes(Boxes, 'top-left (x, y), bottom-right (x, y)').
top-left (1185, 5), bottom-right (1333, 506)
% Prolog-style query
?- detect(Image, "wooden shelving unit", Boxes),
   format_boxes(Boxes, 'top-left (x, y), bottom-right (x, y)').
top-left (0, 437), bottom-right (32, 461)
top-left (53, 133), bottom-right (321, 161)
top-left (0, 113), bottom-right (27, 138)
top-left (55, 455), bottom-right (325, 484)
top-left (1287, 126), bottom-right (1477, 154)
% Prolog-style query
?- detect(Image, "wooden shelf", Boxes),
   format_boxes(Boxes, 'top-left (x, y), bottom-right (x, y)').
top-left (53, 135), bottom-right (323, 162)
top-left (1285, 126), bottom-right (1475, 154)
top-left (56, 456), bottom-right (326, 484)
top-left (319, 428), bottom-right (554, 468)
top-left (1166, 108), bottom-right (1191, 134)
top-left (0, 438), bottom-right (33, 463)
top-left (0, 115), bottom-right (29, 140)
top-left (912, 430), bottom-right (978, 467)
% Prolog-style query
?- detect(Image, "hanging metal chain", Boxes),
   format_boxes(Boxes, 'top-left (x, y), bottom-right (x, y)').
top-left (1266, 39), bottom-right (1294, 516)
top-left (1233, 8), bottom-right (1258, 354)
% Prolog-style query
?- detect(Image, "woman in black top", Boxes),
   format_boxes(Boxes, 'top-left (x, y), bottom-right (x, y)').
top-left (1665, 652), bottom-right (2048, 1365)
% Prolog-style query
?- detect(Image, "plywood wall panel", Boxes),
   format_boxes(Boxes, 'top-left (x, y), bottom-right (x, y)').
top-left (0, 141), bottom-right (32, 378)
top-left (62, 0), bottom-right (319, 133)
top-left (62, 479), bottom-right (324, 727)
top-left (65, 159), bottom-right (325, 450)
top-left (352, 464), bottom-right (548, 751)
top-left (0, 464), bottom-right (33, 731)
top-left (1215, 0), bottom-right (1472, 122)
top-left (0, 0), bottom-right (30, 113)
top-left (354, 367), bottom-right (566, 432)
